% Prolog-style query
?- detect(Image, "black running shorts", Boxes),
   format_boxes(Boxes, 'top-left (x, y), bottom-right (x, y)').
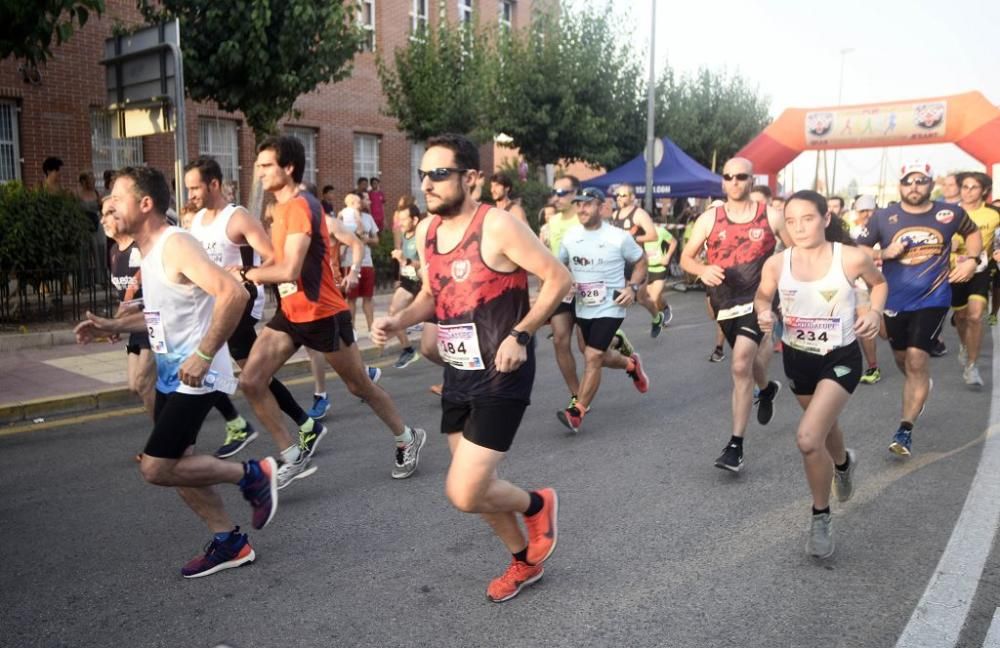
top-left (266, 308), bottom-right (354, 353)
top-left (718, 311), bottom-right (765, 348)
top-left (576, 316), bottom-right (624, 351)
top-left (884, 307), bottom-right (948, 353)
top-left (440, 397), bottom-right (528, 453)
top-left (950, 271), bottom-right (990, 309)
top-left (782, 342), bottom-right (863, 396)
top-left (126, 332), bottom-right (151, 355)
top-left (144, 390), bottom-right (221, 459)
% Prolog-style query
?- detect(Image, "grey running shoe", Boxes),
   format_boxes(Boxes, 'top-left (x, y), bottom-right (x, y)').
top-left (709, 346), bottom-right (726, 363)
top-left (832, 448), bottom-right (857, 503)
top-left (964, 364), bottom-right (984, 389)
top-left (392, 427), bottom-right (427, 479)
top-left (807, 512), bottom-right (835, 559)
top-left (394, 348), bottom-right (420, 369)
top-left (276, 455), bottom-right (318, 490)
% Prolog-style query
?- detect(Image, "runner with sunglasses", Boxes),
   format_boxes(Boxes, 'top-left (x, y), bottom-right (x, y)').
top-left (680, 157), bottom-right (791, 473)
top-left (856, 161), bottom-right (980, 457)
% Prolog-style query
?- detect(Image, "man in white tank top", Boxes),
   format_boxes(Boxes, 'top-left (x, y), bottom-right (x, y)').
top-left (73, 166), bottom-right (279, 578)
top-left (184, 157), bottom-right (318, 461)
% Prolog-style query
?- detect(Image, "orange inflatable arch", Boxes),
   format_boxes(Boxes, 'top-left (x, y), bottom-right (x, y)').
top-left (737, 91), bottom-right (1000, 190)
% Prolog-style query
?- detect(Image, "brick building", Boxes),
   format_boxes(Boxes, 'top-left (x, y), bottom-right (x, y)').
top-left (0, 0), bottom-right (549, 209)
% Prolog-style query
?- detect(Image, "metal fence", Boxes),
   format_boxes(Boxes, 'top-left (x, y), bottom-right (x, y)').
top-left (0, 261), bottom-right (115, 326)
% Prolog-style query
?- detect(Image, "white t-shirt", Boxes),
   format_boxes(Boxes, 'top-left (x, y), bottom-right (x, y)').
top-left (558, 222), bottom-right (644, 320)
top-left (339, 208), bottom-right (378, 267)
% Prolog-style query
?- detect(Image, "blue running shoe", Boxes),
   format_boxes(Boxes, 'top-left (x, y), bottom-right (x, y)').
top-left (889, 428), bottom-right (912, 457)
top-left (307, 394), bottom-right (331, 421)
top-left (368, 365), bottom-right (383, 383)
top-left (181, 528), bottom-right (255, 578)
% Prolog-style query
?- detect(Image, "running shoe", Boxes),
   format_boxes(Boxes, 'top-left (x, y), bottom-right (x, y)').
top-left (832, 448), bottom-right (857, 503)
top-left (368, 365), bottom-right (383, 383)
top-left (556, 406), bottom-right (584, 434)
top-left (626, 352), bottom-right (649, 393)
top-left (714, 442), bottom-right (743, 473)
top-left (859, 367), bottom-right (881, 385)
top-left (276, 454), bottom-right (318, 490)
top-left (567, 394), bottom-right (579, 410)
top-left (964, 364), bottom-right (984, 389)
top-left (958, 344), bottom-right (968, 367)
top-left (486, 559), bottom-right (544, 603)
top-left (661, 305), bottom-right (673, 326)
top-left (307, 394), bottom-right (331, 420)
top-left (650, 312), bottom-right (664, 338)
top-left (755, 380), bottom-right (781, 425)
top-left (524, 488), bottom-right (558, 565)
top-left (239, 457), bottom-right (278, 530)
top-left (806, 512), bottom-right (834, 559)
top-left (613, 329), bottom-right (634, 358)
top-left (394, 348), bottom-right (420, 369)
top-left (888, 427), bottom-right (912, 457)
top-left (990, 314), bottom-right (998, 326)
top-left (214, 419), bottom-right (258, 459)
top-left (709, 346), bottom-right (726, 363)
top-left (392, 427), bottom-right (427, 479)
top-left (299, 421), bottom-right (328, 460)
top-left (181, 528), bottom-right (255, 578)
top-left (929, 339), bottom-right (947, 357)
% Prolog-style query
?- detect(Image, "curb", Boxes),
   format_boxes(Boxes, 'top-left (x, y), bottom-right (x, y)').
top-left (0, 340), bottom-right (404, 426)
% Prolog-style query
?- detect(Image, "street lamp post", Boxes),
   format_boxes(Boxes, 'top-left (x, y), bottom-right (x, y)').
top-left (830, 47), bottom-right (853, 195)
top-left (644, 0), bottom-right (656, 213)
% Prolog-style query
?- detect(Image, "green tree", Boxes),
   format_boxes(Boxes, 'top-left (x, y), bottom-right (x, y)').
top-left (138, 0), bottom-right (363, 138)
top-left (0, 0), bottom-right (104, 67)
top-left (654, 67), bottom-right (771, 171)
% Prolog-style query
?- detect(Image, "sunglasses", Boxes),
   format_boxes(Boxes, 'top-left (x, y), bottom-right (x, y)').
top-left (418, 167), bottom-right (468, 182)
top-left (900, 176), bottom-right (932, 187)
top-left (551, 188), bottom-right (575, 197)
top-left (615, 193), bottom-right (630, 198)
top-left (722, 173), bottom-right (751, 182)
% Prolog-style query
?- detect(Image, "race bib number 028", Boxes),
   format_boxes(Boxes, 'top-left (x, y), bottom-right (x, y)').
top-left (436, 322), bottom-right (485, 370)
top-left (576, 281), bottom-right (607, 306)
top-left (784, 315), bottom-right (842, 354)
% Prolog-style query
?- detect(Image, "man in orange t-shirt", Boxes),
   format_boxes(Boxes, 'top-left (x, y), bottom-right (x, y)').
top-left (238, 136), bottom-right (427, 489)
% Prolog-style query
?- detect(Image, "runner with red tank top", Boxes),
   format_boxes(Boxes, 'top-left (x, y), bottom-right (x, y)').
top-left (238, 136), bottom-right (426, 491)
top-left (372, 134), bottom-right (572, 603)
top-left (680, 157), bottom-right (790, 473)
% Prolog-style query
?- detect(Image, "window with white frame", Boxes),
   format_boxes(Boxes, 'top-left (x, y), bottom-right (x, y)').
top-left (0, 101), bottom-right (21, 183)
top-left (198, 118), bottom-right (240, 184)
top-left (353, 134), bottom-right (380, 182)
top-left (498, 0), bottom-right (513, 29)
top-left (358, 0), bottom-right (375, 52)
top-left (409, 0), bottom-right (428, 37)
top-left (458, 0), bottom-right (473, 25)
top-left (90, 109), bottom-right (143, 192)
top-left (285, 126), bottom-right (317, 186)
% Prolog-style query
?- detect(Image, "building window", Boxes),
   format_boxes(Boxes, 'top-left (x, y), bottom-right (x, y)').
top-left (198, 118), bottom-right (239, 187)
top-left (353, 134), bottom-right (380, 183)
top-left (286, 126), bottom-right (317, 186)
top-left (0, 101), bottom-right (21, 183)
top-left (458, 0), bottom-right (473, 25)
top-left (358, 0), bottom-right (375, 52)
top-left (90, 109), bottom-right (143, 192)
top-left (498, 0), bottom-right (513, 29)
top-left (409, 0), bottom-right (428, 38)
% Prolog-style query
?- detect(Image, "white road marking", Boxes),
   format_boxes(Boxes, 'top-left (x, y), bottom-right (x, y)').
top-left (982, 609), bottom-right (1000, 648)
top-left (895, 326), bottom-right (1000, 648)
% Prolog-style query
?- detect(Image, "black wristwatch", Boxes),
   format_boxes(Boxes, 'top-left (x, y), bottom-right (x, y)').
top-left (509, 329), bottom-right (531, 346)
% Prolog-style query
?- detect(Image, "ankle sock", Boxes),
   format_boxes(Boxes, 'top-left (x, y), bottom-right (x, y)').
top-left (314, 391), bottom-right (327, 400)
top-left (812, 506), bottom-right (830, 516)
top-left (513, 548), bottom-right (528, 563)
top-left (299, 418), bottom-right (315, 434)
top-left (835, 454), bottom-right (850, 472)
top-left (900, 421), bottom-right (914, 432)
top-left (395, 425), bottom-right (414, 447)
top-left (281, 444), bottom-right (301, 465)
top-left (524, 491), bottom-right (544, 517)
top-left (729, 436), bottom-right (744, 448)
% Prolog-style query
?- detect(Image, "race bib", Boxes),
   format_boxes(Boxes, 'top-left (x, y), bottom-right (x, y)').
top-left (278, 281), bottom-right (299, 298)
top-left (144, 310), bottom-right (167, 354)
top-left (576, 281), bottom-right (607, 306)
top-left (562, 284), bottom-right (575, 304)
top-left (436, 323), bottom-right (485, 370)
top-left (401, 265), bottom-right (418, 280)
top-left (784, 315), bottom-right (842, 354)
top-left (716, 302), bottom-right (753, 321)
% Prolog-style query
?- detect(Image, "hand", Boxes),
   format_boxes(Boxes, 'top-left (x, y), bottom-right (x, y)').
top-left (340, 267), bottom-right (359, 292)
top-left (494, 335), bottom-right (527, 373)
top-left (881, 241), bottom-right (906, 260)
top-left (854, 310), bottom-right (881, 339)
top-left (947, 257), bottom-right (977, 283)
top-left (614, 286), bottom-right (636, 307)
top-left (757, 309), bottom-right (775, 334)
top-left (178, 353), bottom-right (210, 388)
top-left (74, 310), bottom-right (117, 344)
top-left (370, 315), bottom-right (399, 346)
top-left (699, 265), bottom-right (725, 287)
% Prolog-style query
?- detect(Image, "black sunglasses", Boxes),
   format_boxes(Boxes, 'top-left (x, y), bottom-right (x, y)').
top-left (551, 188), bottom-right (575, 197)
top-left (722, 173), bottom-right (751, 182)
top-left (418, 167), bottom-right (469, 182)
top-left (900, 176), bottom-right (932, 187)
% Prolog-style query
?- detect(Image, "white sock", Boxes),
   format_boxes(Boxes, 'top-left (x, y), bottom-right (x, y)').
top-left (314, 391), bottom-right (327, 399)
top-left (281, 444), bottom-right (302, 464)
top-left (395, 426), bottom-right (414, 447)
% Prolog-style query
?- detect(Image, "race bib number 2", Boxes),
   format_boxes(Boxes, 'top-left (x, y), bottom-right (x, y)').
top-left (144, 310), bottom-right (167, 354)
top-left (436, 323), bottom-right (485, 370)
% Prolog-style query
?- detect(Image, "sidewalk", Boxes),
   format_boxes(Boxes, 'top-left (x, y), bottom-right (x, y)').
top-left (0, 291), bottom-right (412, 426)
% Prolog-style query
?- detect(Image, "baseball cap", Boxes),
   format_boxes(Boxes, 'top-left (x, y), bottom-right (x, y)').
top-left (899, 161), bottom-right (933, 181)
top-left (854, 195), bottom-right (876, 211)
top-left (572, 187), bottom-right (605, 203)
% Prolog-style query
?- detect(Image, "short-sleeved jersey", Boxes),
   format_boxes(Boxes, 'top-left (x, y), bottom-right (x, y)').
top-left (644, 225), bottom-right (675, 272)
top-left (855, 201), bottom-right (977, 312)
top-left (951, 205), bottom-right (1000, 260)
top-left (559, 222), bottom-right (644, 320)
top-left (271, 194), bottom-right (347, 323)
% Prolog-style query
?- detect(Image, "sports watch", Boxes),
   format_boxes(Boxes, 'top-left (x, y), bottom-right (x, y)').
top-left (509, 329), bottom-right (531, 346)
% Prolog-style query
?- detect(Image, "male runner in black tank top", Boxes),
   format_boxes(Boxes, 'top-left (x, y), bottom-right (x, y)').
top-left (611, 183), bottom-right (657, 244)
top-left (372, 134), bottom-right (572, 603)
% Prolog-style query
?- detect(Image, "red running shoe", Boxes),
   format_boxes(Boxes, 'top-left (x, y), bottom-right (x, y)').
top-left (486, 558), bottom-right (544, 603)
top-left (181, 529), bottom-right (255, 578)
top-left (556, 406), bottom-right (584, 434)
top-left (524, 487), bottom-right (558, 565)
top-left (240, 457), bottom-right (278, 530)
top-left (626, 352), bottom-right (649, 393)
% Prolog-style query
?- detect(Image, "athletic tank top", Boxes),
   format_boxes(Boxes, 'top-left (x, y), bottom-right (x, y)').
top-left (778, 242), bottom-right (857, 355)
top-left (425, 204), bottom-right (534, 402)
top-left (611, 205), bottom-right (647, 238)
top-left (141, 227), bottom-right (234, 395)
top-left (190, 204), bottom-right (264, 320)
top-left (399, 232), bottom-right (420, 281)
top-left (109, 241), bottom-right (142, 301)
top-left (547, 211), bottom-right (580, 256)
top-left (705, 201), bottom-right (776, 319)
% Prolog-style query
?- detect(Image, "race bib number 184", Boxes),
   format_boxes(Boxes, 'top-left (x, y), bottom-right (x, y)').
top-left (436, 322), bottom-right (485, 370)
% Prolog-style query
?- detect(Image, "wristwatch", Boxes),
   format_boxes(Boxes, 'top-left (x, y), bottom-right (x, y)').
top-left (629, 283), bottom-right (642, 293)
top-left (240, 266), bottom-right (251, 282)
top-left (509, 329), bottom-right (531, 346)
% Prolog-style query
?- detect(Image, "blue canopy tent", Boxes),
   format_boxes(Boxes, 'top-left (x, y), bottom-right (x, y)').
top-left (583, 137), bottom-right (725, 198)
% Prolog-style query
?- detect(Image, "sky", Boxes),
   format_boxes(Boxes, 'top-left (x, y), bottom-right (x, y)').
top-left (600, 0), bottom-right (1000, 196)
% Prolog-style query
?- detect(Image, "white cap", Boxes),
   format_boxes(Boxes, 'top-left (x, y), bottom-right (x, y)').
top-left (899, 160), bottom-right (933, 181)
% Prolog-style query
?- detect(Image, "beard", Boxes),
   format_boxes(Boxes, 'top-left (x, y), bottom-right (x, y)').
top-left (901, 190), bottom-right (929, 207)
top-left (429, 188), bottom-right (466, 218)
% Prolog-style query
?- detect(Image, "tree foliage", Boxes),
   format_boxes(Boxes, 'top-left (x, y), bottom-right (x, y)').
top-left (0, 0), bottom-right (104, 67)
top-left (138, 0), bottom-right (363, 138)
top-left (654, 68), bottom-right (771, 171)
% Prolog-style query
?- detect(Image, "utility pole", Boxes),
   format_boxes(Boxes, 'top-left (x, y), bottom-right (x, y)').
top-left (644, 0), bottom-right (656, 213)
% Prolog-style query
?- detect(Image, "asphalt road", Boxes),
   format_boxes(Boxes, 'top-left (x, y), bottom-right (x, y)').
top-left (2, 291), bottom-right (999, 648)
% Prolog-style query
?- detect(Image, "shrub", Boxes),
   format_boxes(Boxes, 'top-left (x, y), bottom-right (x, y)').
top-left (0, 182), bottom-right (91, 273)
